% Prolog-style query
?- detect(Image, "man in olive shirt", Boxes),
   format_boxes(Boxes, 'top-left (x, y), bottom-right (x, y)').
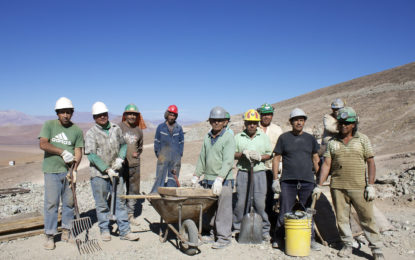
top-left (119, 104), bottom-right (145, 225)
top-left (315, 107), bottom-right (384, 259)
top-left (39, 97), bottom-right (83, 250)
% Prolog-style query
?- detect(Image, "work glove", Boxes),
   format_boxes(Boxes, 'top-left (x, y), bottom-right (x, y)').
top-left (66, 170), bottom-right (77, 186)
top-left (111, 157), bottom-right (124, 171)
top-left (191, 175), bottom-right (199, 187)
top-left (107, 169), bottom-right (119, 181)
top-left (242, 150), bottom-right (251, 162)
top-left (272, 180), bottom-right (281, 194)
top-left (364, 184), bottom-right (376, 201)
top-left (61, 150), bottom-right (74, 163)
top-left (212, 177), bottom-right (223, 196)
top-left (249, 150), bottom-right (262, 162)
top-left (312, 185), bottom-right (323, 200)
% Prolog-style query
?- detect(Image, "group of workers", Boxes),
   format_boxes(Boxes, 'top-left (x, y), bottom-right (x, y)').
top-left (38, 97), bottom-right (384, 260)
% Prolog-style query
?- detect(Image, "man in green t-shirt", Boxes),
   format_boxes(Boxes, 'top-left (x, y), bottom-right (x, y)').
top-left (38, 97), bottom-right (84, 250)
top-left (233, 109), bottom-right (272, 241)
top-left (316, 107), bottom-right (384, 260)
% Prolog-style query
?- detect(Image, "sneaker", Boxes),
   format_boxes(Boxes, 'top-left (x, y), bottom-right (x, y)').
top-left (128, 214), bottom-right (140, 226)
top-left (212, 241), bottom-right (231, 249)
top-left (311, 240), bottom-right (321, 251)
top-left (101, 232), bottom-right (111, 242)
top-left (262, 233), bottom-right (271, 242)
top-left (61, 229), bottom-right (71, 242)
top-left (372, 252), bottom-right (385, 260)
top-left (43, 235), bottom-right (55, 250)
top-left (272, 239), bottom-right (282, 249)
top-left (120, 232), bottom-right (140, 241)
top-left (202, 235), bottom-right (215, 244)
top-left (232, 230), bottom-right (240, 237)
top-left (337, 245), bottom-right (352, 258)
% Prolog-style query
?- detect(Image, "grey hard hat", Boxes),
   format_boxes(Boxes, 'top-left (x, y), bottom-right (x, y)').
top-left (209, 106), bottom-right (227, 119)
top-left (331, 98), bottom-right (345, 109)
top-left (289, 108), bottom-right (307, 120)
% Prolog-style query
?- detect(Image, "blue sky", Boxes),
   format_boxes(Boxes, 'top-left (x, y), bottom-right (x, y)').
top-left (1, 0), bottom-right (414, 121)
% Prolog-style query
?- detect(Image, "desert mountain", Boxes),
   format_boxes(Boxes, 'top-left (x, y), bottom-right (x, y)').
top-left (186, 62), bottom-right (415, 156)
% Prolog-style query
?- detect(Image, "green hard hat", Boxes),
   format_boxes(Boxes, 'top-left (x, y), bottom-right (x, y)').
top-left (337, 107), bottom-right (357, 123)
top-left (124, 104), bottom-right (139, 113)
top-left (225, 112), bottom-right (230, 119)
top-left (259, 103), bottom-right (274, 114)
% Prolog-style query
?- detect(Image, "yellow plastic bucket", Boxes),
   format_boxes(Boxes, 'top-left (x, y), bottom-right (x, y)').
top-left (284, 215), bottom-right (312, 256)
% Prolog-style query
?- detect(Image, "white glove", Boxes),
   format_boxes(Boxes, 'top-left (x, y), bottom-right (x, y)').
top-left (364, 184), bottom-right (376, 201)
top-left (242, 150), bottom-right (252, 162)
top-left (66, 170), bottom-right (77, 186)
top-left (191, 175), bottom-right (199, 186)
top-left (111, 157), bottom-right (124, 170)
top-left (212, 177), bottom-right (223, 195)
top-left (312, 185), bottom-right (323, 200)
top-left (272, 180), bottom-right (281, 194)
top-left (107, 169), bottom-right (119, 180)
top-left (61, 150), bottom-right (74, 163)
top-left (249, 150), bottom-right (262, 162)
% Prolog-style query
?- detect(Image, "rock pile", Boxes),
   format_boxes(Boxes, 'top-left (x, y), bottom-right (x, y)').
top-left (376, 165), bottom-right (415, 201)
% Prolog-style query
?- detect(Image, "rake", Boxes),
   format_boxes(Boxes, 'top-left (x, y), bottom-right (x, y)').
top-left (68, 164), bottom-right (101, 254)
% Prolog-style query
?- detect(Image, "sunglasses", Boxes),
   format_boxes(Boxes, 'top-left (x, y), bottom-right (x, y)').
top-left (339, 121), bottom-right (354, 125)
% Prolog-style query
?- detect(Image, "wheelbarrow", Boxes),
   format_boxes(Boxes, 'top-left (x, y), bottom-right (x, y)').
top-left (122, 187), bottom-right (217, 255)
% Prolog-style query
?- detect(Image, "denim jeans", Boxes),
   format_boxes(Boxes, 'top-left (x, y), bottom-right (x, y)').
top-left (151, 157), bottom-right (181, 193)
top-left (44, 172), bottom-right (74, 235)
top-left (275, 180), bottom-right (316, 240)
top-left (90, 176), bottom-right (130, 236)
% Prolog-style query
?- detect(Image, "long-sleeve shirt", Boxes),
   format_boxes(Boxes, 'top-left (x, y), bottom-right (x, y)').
top-left (154, 122), bottom-right (184, 159)
top-left (195, 129), bottom-right (235, 181)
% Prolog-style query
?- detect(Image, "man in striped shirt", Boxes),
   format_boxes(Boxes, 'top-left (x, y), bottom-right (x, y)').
top-left (315, 107), bottom-right (384, 260)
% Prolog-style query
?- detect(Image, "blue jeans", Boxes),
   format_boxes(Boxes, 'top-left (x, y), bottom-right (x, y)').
top-left (275, 180), bottom-right (316, 240)
top-left (44, 172), bottom-right (74, 235)
top-left (151, 157), bottom-right (181, 193)
top-left (90, 176), bottom-right (130, 236)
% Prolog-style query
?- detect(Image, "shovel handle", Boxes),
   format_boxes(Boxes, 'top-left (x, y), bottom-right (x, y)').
top-left (69, 163), bottom-right (81, 219)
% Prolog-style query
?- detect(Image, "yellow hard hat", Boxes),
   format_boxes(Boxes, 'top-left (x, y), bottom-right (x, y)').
top-left (244, 109), bottom-right (260, 121)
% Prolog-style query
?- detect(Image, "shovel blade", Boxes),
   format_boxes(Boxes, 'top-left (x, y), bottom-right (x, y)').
top-left (238, 212), bottom-right (263, 244)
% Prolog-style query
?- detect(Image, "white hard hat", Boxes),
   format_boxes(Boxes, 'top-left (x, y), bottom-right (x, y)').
top-left (289, 108), bottom-right (307, 120)
top-left (331, 98), bottom-right (345, 109)
top-left (92, 101), bottom-right (109, 115)
top-left (55, 97), bottom-right (74, 110)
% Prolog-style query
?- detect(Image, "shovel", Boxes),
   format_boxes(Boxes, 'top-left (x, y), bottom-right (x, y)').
top-left (68, 164), bottom-right (101, 254)
top-left (108, 176), bottom-right (118, 221)
top-left (306, 193), bottom-right (328, 246)
top-left (238, 162), bottom-right (263, 244)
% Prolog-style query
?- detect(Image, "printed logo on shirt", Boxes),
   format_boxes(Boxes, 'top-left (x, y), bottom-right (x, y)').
top-left (123, 132), bottom-right (138, 144)
top-left (51, 132), bottom-right (72, 145)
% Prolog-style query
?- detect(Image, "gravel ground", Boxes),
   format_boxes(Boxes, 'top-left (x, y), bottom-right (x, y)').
top-left (1, 168), bottom-right (415, 259)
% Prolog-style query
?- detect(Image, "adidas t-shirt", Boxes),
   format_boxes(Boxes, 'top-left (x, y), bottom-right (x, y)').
top-left (39, 120), bottom-right (84, 173)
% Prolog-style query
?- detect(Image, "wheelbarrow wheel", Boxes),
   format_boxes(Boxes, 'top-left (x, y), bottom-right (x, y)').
top-left (180, 219), bottom-right (199, 256)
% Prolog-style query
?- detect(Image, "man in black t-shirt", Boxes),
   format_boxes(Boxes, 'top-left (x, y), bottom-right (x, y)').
top-left (271, 108), bottom-right (320, 251)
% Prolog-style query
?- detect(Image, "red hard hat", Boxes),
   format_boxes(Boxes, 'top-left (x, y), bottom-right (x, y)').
top-left (167, 105), bottom-right (178, 114)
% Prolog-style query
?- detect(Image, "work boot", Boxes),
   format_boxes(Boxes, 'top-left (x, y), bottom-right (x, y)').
top-left (372, 252), bottom-right (385, 260)
top-left (337, 245), bottom-right (352, 258)
top-left (43, 234), bottom-right (55, 250)
top-left (212, 240), bottom-right (231, 249)
top-left (101, 232), bottom-right (111, 242)
top-left (61, 229), bottom-right (71, 242)
top-left (120, 232), bottom-right (140, 241)
top-left (310, 240), bottom-right (321, 251)
top-left (128, 214), bottom-right (140, 226)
